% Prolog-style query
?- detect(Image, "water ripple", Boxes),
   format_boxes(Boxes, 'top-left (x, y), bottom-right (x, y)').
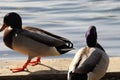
top-left (0, 0), bottom-right (120, 59)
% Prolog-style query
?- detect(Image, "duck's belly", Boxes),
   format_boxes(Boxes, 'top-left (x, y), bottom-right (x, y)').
top-left (12, 34), bottom-right (60, 58)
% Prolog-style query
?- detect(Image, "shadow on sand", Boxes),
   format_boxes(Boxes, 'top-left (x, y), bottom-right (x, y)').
top-left (27, 63), bottom-right (67, 80)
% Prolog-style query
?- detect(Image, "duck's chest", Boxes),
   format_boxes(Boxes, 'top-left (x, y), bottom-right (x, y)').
top-left (3, 29), bottom-right (15, 49)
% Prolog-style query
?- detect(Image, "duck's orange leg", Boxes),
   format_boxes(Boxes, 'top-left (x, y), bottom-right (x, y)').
top-left (29, 56), bottom-right (41, 66)
top-left (10, 59), bottom-right (31, 73)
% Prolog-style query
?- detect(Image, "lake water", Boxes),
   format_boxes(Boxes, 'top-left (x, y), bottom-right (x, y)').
top-left (0, 0), bottom-right (120, 60)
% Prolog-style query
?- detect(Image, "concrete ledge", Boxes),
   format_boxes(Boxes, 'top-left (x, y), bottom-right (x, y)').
top-left (0, 72), bottom-right (120, 80)
top-left (0, 57), bottom-right (120, 80)
top-left (0, 74), bottom-right (67, 80)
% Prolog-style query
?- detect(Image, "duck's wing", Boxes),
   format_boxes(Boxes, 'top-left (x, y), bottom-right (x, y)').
top-left (75, 48), bottom-right (102, 73)
top-left (20, 26), bottom-right (71, 47)
top-left (24, 27), bottom-right (69, 41)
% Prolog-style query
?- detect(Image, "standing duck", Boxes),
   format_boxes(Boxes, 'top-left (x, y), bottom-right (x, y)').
top-left (68, 26), bottom-right (109, 80)
top-left (0, 12), bottom-right (73, 73)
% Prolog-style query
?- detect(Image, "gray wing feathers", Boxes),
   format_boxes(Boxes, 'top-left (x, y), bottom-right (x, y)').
top-left (75, 49), bottom-right (102, 73)
top-left (24, 27), bottom-right (69, 41)
top-left (20, 27), bottom-right (65, 47)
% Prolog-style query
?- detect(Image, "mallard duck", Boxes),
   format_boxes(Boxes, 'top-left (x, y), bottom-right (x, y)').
top-left (68, 26), bottom-right (109, 80)
top-left (0, 12), bottom-right (73, 73)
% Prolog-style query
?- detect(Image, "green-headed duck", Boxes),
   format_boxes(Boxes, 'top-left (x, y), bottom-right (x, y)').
top-left (68, 26), bottom-right (109, 80)
top-left (0, 12), bottom-right (74, 73)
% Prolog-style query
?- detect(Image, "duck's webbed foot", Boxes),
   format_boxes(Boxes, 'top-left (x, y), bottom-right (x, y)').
top-left (10, 59), bottom-right (31, 73)
top-left (10, 67), bottom-right (27, 73)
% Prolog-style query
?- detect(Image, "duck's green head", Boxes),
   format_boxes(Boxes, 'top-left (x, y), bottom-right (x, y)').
top-left (85, 26), bottom-right (97, 47)
top-left (0, 12), bottom-right (22, 31)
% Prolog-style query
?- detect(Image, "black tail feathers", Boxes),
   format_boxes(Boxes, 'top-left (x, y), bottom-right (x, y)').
top-left (56, 40), bottom-right (74, 54)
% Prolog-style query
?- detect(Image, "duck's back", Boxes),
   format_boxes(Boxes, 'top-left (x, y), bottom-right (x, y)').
top-left (68, 47), bottom-right (109, 80)
top-left (69, 47), bottom-right (100, 73)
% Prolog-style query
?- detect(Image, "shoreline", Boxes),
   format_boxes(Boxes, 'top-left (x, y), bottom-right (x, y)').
top-left (0, 57), bottom-right (120, 80)
top-left (0, 56), bottom-right (120, 60)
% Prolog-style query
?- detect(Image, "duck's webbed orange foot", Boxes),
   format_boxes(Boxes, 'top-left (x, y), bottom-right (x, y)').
top-left (10, 68), bottom-right (26, 73)
top-left (29, 57), bottom-right (41, 66)
top-left (10, 59), bottom-right (31, 73)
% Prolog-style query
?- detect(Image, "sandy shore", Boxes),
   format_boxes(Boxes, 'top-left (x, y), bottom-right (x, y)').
top-left (0, 57), bottom-right (120, 80)
top-left (0, 58), bottom-right (71, 76)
